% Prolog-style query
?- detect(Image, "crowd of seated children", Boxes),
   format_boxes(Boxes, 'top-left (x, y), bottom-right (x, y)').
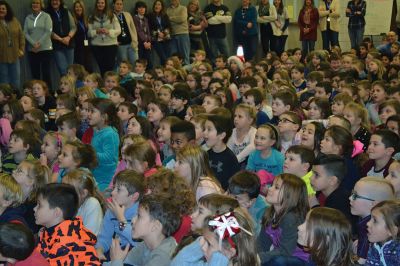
top-left (4, 21), bottom-right (400, 265)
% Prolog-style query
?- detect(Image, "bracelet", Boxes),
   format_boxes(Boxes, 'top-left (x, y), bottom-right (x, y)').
top-left (119, 221), bottom-right (127, 231)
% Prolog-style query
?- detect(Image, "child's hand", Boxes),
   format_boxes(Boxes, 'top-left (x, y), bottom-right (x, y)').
top-left (107, 199), bottom-right (126, 222)
top-left (110, 237), bottom-right (130, 261)
top-left (39, 154), bottom-right (48, 166)
top-left (96, 248), bottom-right (107, 261)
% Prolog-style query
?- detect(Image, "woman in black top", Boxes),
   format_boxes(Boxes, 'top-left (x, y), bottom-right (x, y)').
top-left (147, 0), bottom-right (171, 66)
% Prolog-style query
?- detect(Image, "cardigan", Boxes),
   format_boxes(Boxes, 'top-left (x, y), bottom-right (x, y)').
top-left (88, 14), bottom-right (121, 46)
top-left (0, 17), bottom-right (25, 63)
top-left (318, 0), bottom-right (341, 32)
top-left (120, 11), bottom-right (138, 51)
top-left (298, 7), bottom-right (319, 41)
top-left (24, 11), bottom-right (53, 52)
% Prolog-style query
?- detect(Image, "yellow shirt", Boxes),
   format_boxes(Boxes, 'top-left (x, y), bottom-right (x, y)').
top-left (302, 171), bottom-right (316, 196)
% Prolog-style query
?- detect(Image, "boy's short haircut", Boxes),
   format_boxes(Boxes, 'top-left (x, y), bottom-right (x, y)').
top-left (228, 170), bottom-right (260, 200)
top-left (120, 60), bottom-right (133, 70)
top-left (171, 84), bottom-right (190, 101)
top-left (56, 111), bottom-right (80, 129)
top-left (291, 63), bottom-right (305, 73)
top-left (238, 76), bottom-right (257, 88)
top-left (37, 183), bottom-right (78, 220)
top-left (139, 193), bottom-right (181, 237)
top-left (215, 54), bottom-right (227, 62)
top-left (104, 71), bottom-right (120, 81)
top-left (332, 92), bottom-right (353, 105)
top-left (204, 94), bottom-right (223, 106)
top-left (136, 58), bottom-right (148, 67)
top-left (206, 114), bottom-right (233, 143)
top-left (359, 177), bottom-right (395, 201)
top-left (244, 89), bottom-right (264, 106)
top-left (28, 108), bottom-right (46, 129)
top-left (170, 120), bottom-right (196, 141)
top-left (56, 94), bottom-right (76, 111)
top-left (357, 80), bottom-right (372, 91)
top-left (313, 154), bottom-right (346, 182)
top-left (387, 85), bottom-right (400, 96)
top-left (281, 111), bottom-right (302, 128)
top-left (209, 107), bottom-right (232, 119)
top-left (272, 89), bottom-right (297, 109)
top-left (0, 173), bottom-right (23, 207)
top-left (316, 81), bottom-right (332, 94)
top-left (111, 86), bottom-right (129, 101)
top-left (286, 145), bottom-right (315, 171)
top-left (329, 52), bottom-right (341, 62)
top-left (10, 129), bottom-right (40, 154)
top-left (124, 140), bottom-right (156, 169)
top-left (136, 80), bottom-right (152, 90)
top-left (373, 129), bottom-right (400, 154)
top-left (378, 99), bottom-right (400, 115)
top-left (0, 222), bottom-right (35, 261)
top-left (114, 170), bottom-right (145, 199)
top-left (119, 101), bottom-right (138, 116)
top-left (201, 71), bottom-right (213, 78)
top-left (307, 71), bottom-right (324, 83)
top-left (329, 115), bottom-right (351, 131)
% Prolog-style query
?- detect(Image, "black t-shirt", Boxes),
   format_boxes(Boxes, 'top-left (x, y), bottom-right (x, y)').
top-left (208, 147), bottom-right (240, 190)
top-left (204, 4), bottom-right (230, 38)
top-left (117, 13), bottom-right (132, 45)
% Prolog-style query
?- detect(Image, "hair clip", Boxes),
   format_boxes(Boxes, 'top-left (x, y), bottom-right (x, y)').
top-left (208, 212), bottom-right (252, 249)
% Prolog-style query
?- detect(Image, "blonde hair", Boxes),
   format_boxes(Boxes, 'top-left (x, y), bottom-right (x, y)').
top-left (21, 159), bottom-right (49, 201)
top-left (359, 177), bottom-right (395, 201)
top-left (344, 102), bottom-right (371, 130)
top-left (77, 86), bottom-right (96, 99)
top-left (60, 75), bottom-right (76, 97)
top-left (44, 131), bottom-right (68, 151)
top-left (176, 144), bottom-right (221, 193)
top-left (258, 124), bottom-right (280, 150)
top-left (63, 169), bottom-right (105, 211)
top-left (235, 104), bottom-right (256, 125)
top-left (368, 58), bottom-right (387, 81)
top-left (0, 173), bottom-right (23, 207)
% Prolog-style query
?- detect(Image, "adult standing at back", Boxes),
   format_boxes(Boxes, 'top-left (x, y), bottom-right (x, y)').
top-left (88, 0), bottom-right (121, 76)
top-left (234, 0), bottom-right (258, 61)
top-left (24, 0), bottom-right (53, 88)
top-left (0, 0), bottom-right (25, 91)
top-left (47, 0), bottom-right (76, 77)
top-left (319, 0), bottom-right (340, 51)
top-left (148, 0), bottom-right (171, 66)
top-left (72, 0), bottom-right (92, 72)
top-left (167, 0), bottom-right (190, 65)
top-left (298, 0), bottom-right (319, 56)
top-left (133, 1), bottom-right (152, 69)
top-left (113, 0), bottom-right (138, 68)
top-left (257, 0), bottom-right (277, 56)
top-left (204, 0), bottom-right (231, 62)
top-left (271, 0), bottom-right (289, 56)
top-left (346, 0), bottom-right (366, 49)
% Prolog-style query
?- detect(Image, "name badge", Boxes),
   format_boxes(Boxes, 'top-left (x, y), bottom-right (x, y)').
top-left (84, 40), bottom-right (89, 46)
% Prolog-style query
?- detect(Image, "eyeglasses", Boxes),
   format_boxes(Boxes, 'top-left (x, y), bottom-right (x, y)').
top-left (278, 118), bottom-right (296, 124)
top-left (350, 190), bottom-right (375, 201)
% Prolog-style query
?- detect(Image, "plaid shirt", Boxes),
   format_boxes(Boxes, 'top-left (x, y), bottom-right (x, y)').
top-left (346, 0), bottom-right (366, 29)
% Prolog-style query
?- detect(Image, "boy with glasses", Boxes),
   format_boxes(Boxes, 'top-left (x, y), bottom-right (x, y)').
top-left (349, 177), bottom-right (395, 264)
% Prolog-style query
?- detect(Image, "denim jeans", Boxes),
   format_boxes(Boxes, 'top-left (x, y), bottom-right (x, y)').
top-left (54, 48), bottom-right (74, 76)
top-left (302, 40), bottom-right (315, 56)
top-left (208, 37), bottom-right (230, 61)
top-left (170, 34), bottom-right (190, 65)
top-left (348, 26), bottom-right (365, 49)
top-left (321, 29), bottom-right (339, 50)
top-left (0, 60), bottom-right (20, 91)
top-left (117, 44), bottom-right (137, 67)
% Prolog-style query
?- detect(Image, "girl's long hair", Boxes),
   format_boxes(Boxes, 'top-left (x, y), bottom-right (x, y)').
top-left (89, 98), bottom-right (121, 135)
top-left (263, 173), bottom-right (309, 228)
top-left (306, 207), bottom-right (354, 266)
top-left (176, 144), bottom-right (221, 193)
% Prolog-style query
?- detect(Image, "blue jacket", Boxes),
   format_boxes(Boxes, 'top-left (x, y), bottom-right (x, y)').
top-left (171, 238), bottom-right (229, 266)
top-left (366, 240), bottom-right (400, 266)
top-left (95, 202), bottom-right (139, 253)
top-left (233, 5), bottom-right (258, 39)
top-left (91, 126), bottom-right (119, 191)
